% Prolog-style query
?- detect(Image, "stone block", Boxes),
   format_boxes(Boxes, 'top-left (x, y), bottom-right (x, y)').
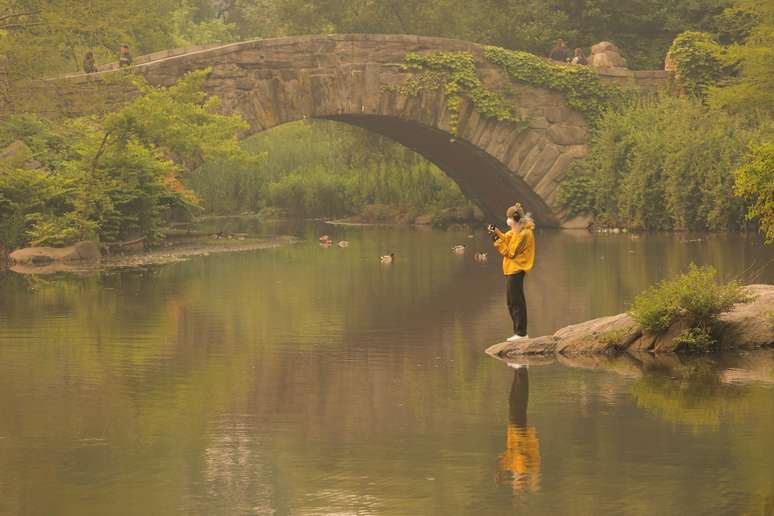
top-left (546, 124), bottom-right (588, 145)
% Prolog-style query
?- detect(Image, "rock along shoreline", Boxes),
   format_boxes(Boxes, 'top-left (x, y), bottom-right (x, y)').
top-left (486, 285), bottom-right (774, 358)
top-left (4, 236), bottom-right (297, 274)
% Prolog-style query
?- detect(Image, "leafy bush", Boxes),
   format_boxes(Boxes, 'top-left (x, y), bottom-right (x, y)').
top-left (706, 1), bottom-right (774, 117)
top-left (673, 327), bottom-right (718, 353)
top-left (0, 71), bottom-right (248, 248)
top-left (556, 175), bottom-right (594, 218)
top-left (629, 264), bottom-right (749, 334)
top-left (669, 31), bottom-right (724, 98)
top-left (734, 142), bottom-right (774, 243)
top-left (187, 119), bottom-right (472, 220)
top-left (558, 95), bottom-right (770, 231)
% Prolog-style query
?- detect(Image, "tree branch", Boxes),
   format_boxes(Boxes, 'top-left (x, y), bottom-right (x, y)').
top-left (92, 130), bottom-right (112, 173)
top-left (0, 10), bottom-right (41, 23)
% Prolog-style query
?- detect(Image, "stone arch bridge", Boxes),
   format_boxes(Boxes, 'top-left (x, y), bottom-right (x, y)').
top-left (23, 35), bottom-right (669, 227)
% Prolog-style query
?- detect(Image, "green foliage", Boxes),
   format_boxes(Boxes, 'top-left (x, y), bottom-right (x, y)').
top-left (187, 119), bottom-right (470, 219)
top-left (386, 51), bottom-right (525, 137)
top-left (707, 0), bottom-right (774, 117)
top-left (0, 167), bottom-right (62, 248)
top-left (601, 327), bottom-right (635, 347)
top-left (388, 46), bottom-right (624, 138)
top-left (273, 0), bottom-right (731, 69)
top-left (629, 264), bottom-right (748, 335)
top-left (0, 0), bottom-right (179, 79)
top-left (107, 69), bottom-right (249, 172)
top-left (483, 46), bottom-right (625, 125)
top-left (0, 71), bottom-right (248, 248)
top-left (555, 174), bottom-right (594, 219)
top-left (559, 95), bottom-right (769, 231)
top-left (669, 31), bottom-right (724, 98)
top-left (710, 6), bottom-right (760, 44)
top-left (734, 143), bottom-right (774, 243)
top-left (172, 1), bottom-right (238, 46)
top-left (673, 327), bottom-right (718, 353)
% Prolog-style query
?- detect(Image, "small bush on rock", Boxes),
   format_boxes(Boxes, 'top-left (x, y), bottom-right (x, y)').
top-left (629, 264), bottom-right (749, 334)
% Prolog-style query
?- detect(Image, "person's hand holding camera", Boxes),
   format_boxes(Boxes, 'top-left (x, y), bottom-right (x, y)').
top-left (487, 224), bottom-right (498, 241)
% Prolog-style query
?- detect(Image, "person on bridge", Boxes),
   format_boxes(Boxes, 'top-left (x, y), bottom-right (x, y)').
top-left (118, 45), bottom-right (132, 67)
top-left (488, 203), bottom-right (535, 342)
top-left (83, 52), bottom-right (97, 73)
top-left (549, 39), bottom-right (569, 62)
top-left (571, 48), bottom-right (587, 65)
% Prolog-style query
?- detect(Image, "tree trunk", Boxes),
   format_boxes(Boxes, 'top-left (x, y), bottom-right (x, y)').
top-left (0, 244), bottom-right (7, 271)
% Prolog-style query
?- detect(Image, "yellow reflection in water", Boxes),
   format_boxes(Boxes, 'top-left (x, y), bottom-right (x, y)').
top-left (495, 366), bottom-right (541, 492)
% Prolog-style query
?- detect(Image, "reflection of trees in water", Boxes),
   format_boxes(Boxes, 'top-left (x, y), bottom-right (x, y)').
top-left (495, 367), bottom-right (541, 492)
top-left (630, 355), bottom-right (753, 431)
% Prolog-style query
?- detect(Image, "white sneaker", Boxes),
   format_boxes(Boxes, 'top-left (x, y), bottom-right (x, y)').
top-left (506, 334), bottom-right (529, 342)
top-left (507, 362), bottom-right (528, 369)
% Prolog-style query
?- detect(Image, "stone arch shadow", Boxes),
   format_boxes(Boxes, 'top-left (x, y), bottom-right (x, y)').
top-left (316, 114), bottom-right (555, 226)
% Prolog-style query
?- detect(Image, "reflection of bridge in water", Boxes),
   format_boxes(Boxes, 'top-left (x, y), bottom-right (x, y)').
top-left (20, 35), bottom-right (670, 227)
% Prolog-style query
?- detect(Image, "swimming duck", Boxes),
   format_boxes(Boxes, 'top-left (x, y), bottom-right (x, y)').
top-left (380, 253), bottom-right (395, 263)
top-left (319, 234), bottom-right (332, 243)
top-left (474, 251), bottom-right (488, 262)
top-left (452, 245), bottom-right (466, 255)
top-left (338, 240), bottom-right (350, 248)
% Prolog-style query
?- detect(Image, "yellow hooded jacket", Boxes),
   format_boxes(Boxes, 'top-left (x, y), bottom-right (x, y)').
top-left (493, 222), bottom-right (535, 275)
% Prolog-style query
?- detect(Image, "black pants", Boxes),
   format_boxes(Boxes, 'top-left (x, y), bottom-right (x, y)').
top-left (506, 272), bottom-right (527, 336)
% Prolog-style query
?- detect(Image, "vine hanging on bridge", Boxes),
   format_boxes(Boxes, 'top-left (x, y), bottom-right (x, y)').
top-left (383, 51), bottom-right (526, 138)
top-left (386, 46), bottom-right (627, 139)
top-left (482, 46), bottom-right (626, 126)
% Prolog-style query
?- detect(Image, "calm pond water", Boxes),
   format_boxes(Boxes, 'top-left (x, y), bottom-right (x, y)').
top-left (0, 225), bottom-right (772, 516)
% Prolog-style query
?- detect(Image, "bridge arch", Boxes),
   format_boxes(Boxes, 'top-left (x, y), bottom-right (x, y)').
top-left (37, 34), bottom-right (662, 227)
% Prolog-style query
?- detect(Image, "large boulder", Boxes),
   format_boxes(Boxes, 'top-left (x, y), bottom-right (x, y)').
top-left (588, 41), bottom-right (627, 69)
top-left (9, 241), bottom-right (101, 265)
top-left (487, 285), bottom-right (774, 358)
top-left (716, 285), bottom-right (774, 350)
top-left (554, 312), bottom-right (641, 354)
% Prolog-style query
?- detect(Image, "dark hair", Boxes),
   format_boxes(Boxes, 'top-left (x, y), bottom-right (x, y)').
top-left (513, 212), bottom-right (521, 222)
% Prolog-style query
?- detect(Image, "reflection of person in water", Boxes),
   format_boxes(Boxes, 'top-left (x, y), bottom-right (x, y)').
top-left (495, 366), bottom-right (541, 492)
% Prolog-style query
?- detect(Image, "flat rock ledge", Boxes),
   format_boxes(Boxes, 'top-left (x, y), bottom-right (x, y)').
top-left (9, 241), bottom-right (101, 265)
top-left (487, 285), bottom-right (774, 358)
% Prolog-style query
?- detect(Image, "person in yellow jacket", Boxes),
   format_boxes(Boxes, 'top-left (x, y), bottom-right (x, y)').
top-left (488, 203), bottom-right (535, 342)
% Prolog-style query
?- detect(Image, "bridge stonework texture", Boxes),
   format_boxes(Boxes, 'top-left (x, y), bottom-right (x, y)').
top-left (21, 34), bottom-right (670, 227)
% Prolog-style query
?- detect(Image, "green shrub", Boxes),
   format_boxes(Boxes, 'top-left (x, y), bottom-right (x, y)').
top-left (673, 327), bottom-right (718, 353)
top-left (629, 264), bottom-right (749, 334)
top-left (734, 142), bottom-right (774, 243)
top-left (669, 31), bottom-right (724, 98)
top-left (556, 174), bottom-right (595, 218)
top-left (559, 95), bottom-right (769, 231)
top-left (0, 72), bottom-right (248, 248)
top-left (187, 119), bottom-right (471, 220)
